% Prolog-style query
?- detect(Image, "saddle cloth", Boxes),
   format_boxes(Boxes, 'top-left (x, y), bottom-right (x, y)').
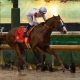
top-left (14, 26), bottom-right (30, 44)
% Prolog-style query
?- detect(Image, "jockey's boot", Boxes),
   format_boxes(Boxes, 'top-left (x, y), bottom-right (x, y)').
top-left (23, 29), bottom-right (28, 37)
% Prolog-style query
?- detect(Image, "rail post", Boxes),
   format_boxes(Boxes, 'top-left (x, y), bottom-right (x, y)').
top-left (0, 27), bottom-right (4, 64)
top-left (11, 0), bottom-right (20, 28)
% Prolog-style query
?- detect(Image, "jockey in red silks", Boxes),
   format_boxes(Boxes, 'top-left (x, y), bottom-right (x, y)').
top-left (23, 6), bottom-right (47, 37)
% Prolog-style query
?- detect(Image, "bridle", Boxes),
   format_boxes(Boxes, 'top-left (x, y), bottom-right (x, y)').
top-left (44, 24), bottom-right (49, 28)
top-left (43, 16), bottom-right (66, 30)
top-left (60, 24), bottom-right (66, 28)
top-left (59, 19), bottom-right (66, 29)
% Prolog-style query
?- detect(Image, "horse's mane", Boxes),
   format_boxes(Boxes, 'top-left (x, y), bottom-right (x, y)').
top-left (37, 17), bottom-right (54, 27)
top-left (45, 16), bottom-right (53, 23)
top-left (38, 16), bottom-right (59, 27)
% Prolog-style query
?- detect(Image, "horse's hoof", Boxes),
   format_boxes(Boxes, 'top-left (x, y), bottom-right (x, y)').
top-left (61, 67), bottom-right (65, 72)
top-left (36, 67), bottom-right (38, 71)
top-left (28, 65), bottom-right (33, 71)
top-left (58, 66), bottom-right (65, 72)
top-left (63, 69), bottom-right (65, 72)
top-left (36, 65), bottom-right (40, 71)
top-left (62, 66), bottom-right (65, 72)
top-left (26, 64), bottom-right (33, 70)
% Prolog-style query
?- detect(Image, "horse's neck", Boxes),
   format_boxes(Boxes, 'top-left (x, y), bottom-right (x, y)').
top-left (41, 25), bottom-right (53, 37)
top-left (44, 21), bottom-right (54, 35)
top-left (45, 17), bottom-right (54, 28)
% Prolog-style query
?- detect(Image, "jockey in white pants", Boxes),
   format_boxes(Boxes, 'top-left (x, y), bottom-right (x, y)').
top-left (23, 6), bottom-right (47, 37)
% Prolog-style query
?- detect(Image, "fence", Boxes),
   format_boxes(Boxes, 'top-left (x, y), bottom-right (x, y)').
top-left (0, 32), bottom-right (80, 66)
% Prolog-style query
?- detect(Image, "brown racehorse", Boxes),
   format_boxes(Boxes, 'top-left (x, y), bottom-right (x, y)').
top-left (0, 15), bottom-right (67, 75)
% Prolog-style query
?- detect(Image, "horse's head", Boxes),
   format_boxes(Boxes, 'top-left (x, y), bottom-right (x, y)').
top-left (52, 15), bottom-right (67, 34)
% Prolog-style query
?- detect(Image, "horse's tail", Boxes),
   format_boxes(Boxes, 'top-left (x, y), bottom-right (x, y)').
top-left (0, 34), bottom-right (7, 44)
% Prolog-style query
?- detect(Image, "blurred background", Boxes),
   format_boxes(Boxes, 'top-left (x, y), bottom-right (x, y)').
top-left (0, 0), bottom-right (80, 23)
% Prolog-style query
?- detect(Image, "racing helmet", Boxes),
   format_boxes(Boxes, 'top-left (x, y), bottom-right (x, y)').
top-left (39, 6), bottom-right (47, 14)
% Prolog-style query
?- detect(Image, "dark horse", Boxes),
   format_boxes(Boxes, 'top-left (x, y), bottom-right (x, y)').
top-left (0, 15), bottom-right (67, 75)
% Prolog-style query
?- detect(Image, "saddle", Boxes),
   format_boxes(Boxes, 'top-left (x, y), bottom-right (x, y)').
top-left (14, 26), bottom-right (31, 44)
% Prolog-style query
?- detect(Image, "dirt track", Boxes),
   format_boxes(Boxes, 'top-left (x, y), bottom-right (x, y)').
top-left (0, 68), bottom-right (80, 80)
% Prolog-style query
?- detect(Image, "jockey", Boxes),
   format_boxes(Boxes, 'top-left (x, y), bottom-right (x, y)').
top-left (23, 6), bottom-right (47, 37)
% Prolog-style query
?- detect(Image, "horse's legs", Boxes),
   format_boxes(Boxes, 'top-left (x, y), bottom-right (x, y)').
top-left (15, 45), bottom-right (24, 75)
top-left (33, 47), bottom-right (46, 69)
top-left (46, 47), bottom-right (64, 70)
top-left (16, 57), bottom-right (22, 73)
top-left (19, 49), bottom-right (32, 70)
top-left (19, 49), bottom-right (28, 65)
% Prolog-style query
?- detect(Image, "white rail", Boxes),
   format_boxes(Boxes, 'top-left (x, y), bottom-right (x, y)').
top-left (0, 31), bottom-right (80, 35)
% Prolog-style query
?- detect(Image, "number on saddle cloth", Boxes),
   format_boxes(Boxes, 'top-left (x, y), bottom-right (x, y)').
top-left (14, 26), bottom-right (27, 43)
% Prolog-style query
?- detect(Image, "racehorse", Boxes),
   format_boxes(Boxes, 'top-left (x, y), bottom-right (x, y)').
top-left (0, 15), bottom-right (67, 75)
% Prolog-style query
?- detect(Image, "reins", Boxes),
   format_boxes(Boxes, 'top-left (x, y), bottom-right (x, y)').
top-left (44, 24), bottom-right (53, 29)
